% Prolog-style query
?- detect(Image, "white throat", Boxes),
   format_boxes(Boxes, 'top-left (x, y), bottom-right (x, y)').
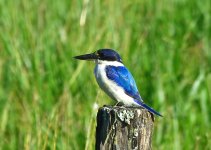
top-left (95, 59), bottom-right (123, 66)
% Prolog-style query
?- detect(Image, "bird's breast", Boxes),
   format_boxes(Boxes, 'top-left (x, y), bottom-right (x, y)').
top-left (94, 64), bottom-right (106, 88)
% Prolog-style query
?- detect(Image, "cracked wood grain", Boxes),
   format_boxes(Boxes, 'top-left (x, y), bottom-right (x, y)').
top-left (96, 106), bottom-right (154, 150)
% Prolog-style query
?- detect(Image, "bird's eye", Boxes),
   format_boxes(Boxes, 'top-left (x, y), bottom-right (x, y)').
top-left (99, 52), bottom-right (104, 57)
top-left (94, 51), bottom-right (99, 56)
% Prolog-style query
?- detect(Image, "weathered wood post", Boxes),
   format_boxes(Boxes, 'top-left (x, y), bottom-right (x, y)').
top-left (96, 106), bottom-right (154, 150)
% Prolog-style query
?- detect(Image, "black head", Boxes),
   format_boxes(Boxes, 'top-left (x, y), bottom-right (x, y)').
top-left (74, 49), bottom-right (122, 62)
top-left (96, 49), bottom-right (122, 62)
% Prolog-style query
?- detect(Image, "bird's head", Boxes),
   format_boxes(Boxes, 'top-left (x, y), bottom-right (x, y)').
top-left (74, 49), bottom-right (122, 63)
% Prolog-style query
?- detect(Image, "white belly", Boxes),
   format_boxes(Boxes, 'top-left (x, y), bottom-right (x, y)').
top-left (94, 63), bottom-right (137, 106)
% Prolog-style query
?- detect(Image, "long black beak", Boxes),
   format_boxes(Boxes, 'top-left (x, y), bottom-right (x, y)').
top-left (74, 53), bottom-right (98, 60)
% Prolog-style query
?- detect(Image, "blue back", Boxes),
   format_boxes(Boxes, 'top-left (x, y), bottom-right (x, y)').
top-left (105, 65), bottom-right (142, 101)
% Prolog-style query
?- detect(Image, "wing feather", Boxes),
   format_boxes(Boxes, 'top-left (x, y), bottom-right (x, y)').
top-left (106, 66), bottom-right (142, 101)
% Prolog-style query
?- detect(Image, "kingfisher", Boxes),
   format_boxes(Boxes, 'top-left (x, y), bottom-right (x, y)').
top-left (74, 49), bottom-right (162, 116)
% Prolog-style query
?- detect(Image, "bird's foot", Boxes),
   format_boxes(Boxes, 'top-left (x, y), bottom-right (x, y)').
top-left (115, 102), bottom-right (124, 106)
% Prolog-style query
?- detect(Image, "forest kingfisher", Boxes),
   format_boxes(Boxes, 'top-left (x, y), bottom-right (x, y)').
top-left (74, 49), bottom-right (162, 116)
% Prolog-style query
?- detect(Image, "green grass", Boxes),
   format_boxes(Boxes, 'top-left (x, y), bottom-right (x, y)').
top-left (0, 0), bottom-right (210, 149)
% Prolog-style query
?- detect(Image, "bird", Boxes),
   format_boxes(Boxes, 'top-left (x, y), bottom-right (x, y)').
top-left (74, 49), bottom-right (162, 116)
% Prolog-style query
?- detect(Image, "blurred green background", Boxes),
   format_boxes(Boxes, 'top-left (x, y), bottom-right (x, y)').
top-left (0, 0), bottom-right (210, 149)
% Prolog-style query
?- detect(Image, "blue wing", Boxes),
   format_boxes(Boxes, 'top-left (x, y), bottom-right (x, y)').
top-left (105, 65), bottom-right (142, 101)
top-left (106, 65), bottom-right (163, 117)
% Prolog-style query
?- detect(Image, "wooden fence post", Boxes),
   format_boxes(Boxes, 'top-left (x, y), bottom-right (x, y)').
top-left (95, 106), bottom-right (154, 150)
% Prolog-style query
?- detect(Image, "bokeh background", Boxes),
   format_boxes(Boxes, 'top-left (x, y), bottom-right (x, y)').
top-left (0, 0), bottom-right (210, 149)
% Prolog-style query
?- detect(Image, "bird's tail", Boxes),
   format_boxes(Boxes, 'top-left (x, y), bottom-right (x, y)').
top-left (134, 100), bottom-right (163, 117)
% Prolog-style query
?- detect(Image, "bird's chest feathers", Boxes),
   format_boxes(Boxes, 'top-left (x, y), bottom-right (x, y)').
top-left (94, 60), bottom-right (124, 85)
top-left (94, 64), bottom-right (118, 93)
top-left (94, 64), bottom-right (123, 98)
top-left (94, 65), bottom-right (108, 87)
